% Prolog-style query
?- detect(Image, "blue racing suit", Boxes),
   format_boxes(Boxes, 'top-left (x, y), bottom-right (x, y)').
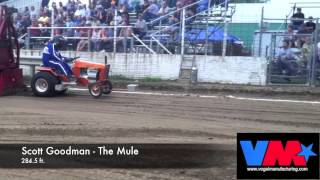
top-left (42, 42), bottom-right (73, 77)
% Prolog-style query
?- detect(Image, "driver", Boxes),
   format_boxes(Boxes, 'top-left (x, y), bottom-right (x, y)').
top-left (42, 36), bottom-right (74, 78)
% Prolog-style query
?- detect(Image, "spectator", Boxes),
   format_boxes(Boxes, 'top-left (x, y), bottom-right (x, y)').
top-left (130, 0), bottom-right (140, 12)
top-left (119, 21), bottom-right (132, 38)
top-left (65, 16), bottom-right (75, 27)
top-left (99, 0), bottom-right (111, 10)
top-left (300, 36), bottom-right (312, 68)
top-left (285, 26), bottom-right (298, 51)
top-left (113, 13), bottom-right (122, 26)
top-left (305, 16), bottom-right (316, 33)
top-left (72, 15), bottom-right (82, 26)
top-left (38, 13), bottom-right (50, 26)
top-left (37, 11), bottom-right (51, 37)
top-left (118, 20), bottom-right (132, 52)
top-left (30, 6), bottom-right (38, 19)
top-left (85, 4), bottom-right (93, 18)
top-left (57, 2), bottom-right (65, 14)
top-left (165, 1), bottom-right (185, 40)
top-left (120, 13), bottom-right (129, 25)
top-left (52, 2), bottom-right (59, 18)
top-left (66, 0), bottom-right (76, 12)
top-left (106, 0), bottom-right (117, 16)
top-left (157, 1), bottom-right (170, 16)
top-left (85, 16), bottom-right (93, 25)
top-left (96, 5), bottom-right (107, 24)
top-left (29, 20), bottom-right (41, 36)
top-left (317, 41), bottom-right (320, 64)
top-left (99, 28), bottom-right (113, 51)
top-left (43, 7), bottom-right (51, 17)
top-left (133, 13), bottom-right (147, 38)
top-left (275, 39), bottom-right (297, 77)
top-left (297, 24), bottom-right (311, 34)
top-left (197, 0), bottom-right (209, 12)
top-left (75, 0), bottom-right (83, 9)
top-left (13, 14), bottom-right (23, 31)
top-left (294, 38), bottom-right (304, 49)
top-left (291, 7), bottom-right (305, 30)
top-left (91, 28), bottom-right (101, 51)
top-left (41, 0), bottom-right (50, 8)
top-left (77, 33), bottom-right (89, 51)
top-left (20, 15), bottom-right (31, 34)
top-left (105, 9), bottom-right (114, 25)
top-left (64, 16), bottom-right (75, 38)
top-left (64, 17), bottom-right (77, 48)
top-left (119, 4), bottom-right (129, 24)
top-left (119, 0), bottom-right (129, 8)
top-left (138, 0), bottom-right (150, 16)
top-left (180, 0), bottom-right (194, 6)
top-left (285, 25), bottom-right (295, 40)
top-left (23, 6), bottom-right (30, 17)
top-left (168, 1), bottom-right (182, 27)
top-left (142, 0), bottom-right (159, 21)
top-left (74, 4), bottom-right (86, 18)
top-left (54, 14), bottom-right (64, 25)
top-left (119, 4), bottom-right (128, 16)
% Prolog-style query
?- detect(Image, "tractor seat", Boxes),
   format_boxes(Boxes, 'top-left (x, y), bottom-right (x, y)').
top-left (37, 66), bottom-right (56, 71)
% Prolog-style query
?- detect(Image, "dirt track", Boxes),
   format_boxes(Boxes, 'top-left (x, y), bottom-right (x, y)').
top-left (0, 90), bottom-right (319, 180)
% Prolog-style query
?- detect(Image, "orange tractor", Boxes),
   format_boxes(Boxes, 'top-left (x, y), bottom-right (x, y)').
top-left (31, 57), bottom-right (112, 98)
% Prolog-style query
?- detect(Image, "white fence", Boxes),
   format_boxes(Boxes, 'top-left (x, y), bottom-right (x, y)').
top-left (195, 56), bottom-right (267, 85)
top-left (20, 50), bottom-right (267, 85)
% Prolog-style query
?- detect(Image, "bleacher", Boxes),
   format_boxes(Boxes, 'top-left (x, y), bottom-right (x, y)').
top-left (13, 0), bottom-right (239, 55)
top-left (127, 1), bottom-right (237, 54)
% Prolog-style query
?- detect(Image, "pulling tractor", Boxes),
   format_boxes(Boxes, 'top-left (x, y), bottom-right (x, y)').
top-left (31, 57), bottom-right (113, 98)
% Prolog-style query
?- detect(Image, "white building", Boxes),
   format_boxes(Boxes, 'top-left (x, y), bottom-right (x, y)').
top-left (232, 0), bottom-right (320, 23)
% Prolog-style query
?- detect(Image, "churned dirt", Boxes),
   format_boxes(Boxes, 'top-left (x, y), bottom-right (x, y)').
top-left (0, 90), bottom-right (319, 180)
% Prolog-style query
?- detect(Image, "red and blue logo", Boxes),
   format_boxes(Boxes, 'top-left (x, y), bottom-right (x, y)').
top-left (240, 140), bottom-right (316, 167)
top-left (237, 133), bottom-right (319, 179)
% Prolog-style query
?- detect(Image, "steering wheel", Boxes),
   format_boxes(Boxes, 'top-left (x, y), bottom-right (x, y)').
top-left (71, 56), bottom-right (80, 61)
top-left (66, 56), bottom-right (80, 63)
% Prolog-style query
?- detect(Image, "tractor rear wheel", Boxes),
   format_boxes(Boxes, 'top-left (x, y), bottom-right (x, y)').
top-left (31, 72), bottom-right (59, 97)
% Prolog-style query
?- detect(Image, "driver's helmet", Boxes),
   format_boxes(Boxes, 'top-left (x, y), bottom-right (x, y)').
top-left (52, 35), bottom-right (66, 50)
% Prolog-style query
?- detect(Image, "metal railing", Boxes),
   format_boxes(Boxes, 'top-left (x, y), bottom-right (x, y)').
top-left (23, 0), bottom-right (235, 56)
top-left (131, 33), bottom-right (156, 54)
top-left (26, 24), bottom-right (175, 55)
top-left (27, 26), bottom-right (144, 54)
top-left (254, 14), bottom-right (320, 57)
top-left (146, 0), bottom-right (234, 56)
top-left (254, 2), bottom-right (320, 87)
top-left (148, 0), bottom-right (204, 26)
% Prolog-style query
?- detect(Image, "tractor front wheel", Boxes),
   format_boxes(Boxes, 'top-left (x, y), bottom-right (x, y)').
top-left (88, 83), bottom-right (102, 98)
top-left (103, 80), bottom-right (112, 94)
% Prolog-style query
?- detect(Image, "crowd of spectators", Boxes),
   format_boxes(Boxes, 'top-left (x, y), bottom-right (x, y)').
top-left (12, 0), bottom-right (226, 52)
top-left (274, 8), bottom-right (318, 79)
top-left (11, 0), bottom-right (211, 51)
top-left (290, 8), bottom-right (316, 33)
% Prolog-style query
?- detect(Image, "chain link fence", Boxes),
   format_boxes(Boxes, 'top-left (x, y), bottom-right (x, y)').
top-left (267, 33), bottom-right (314, 85)
top-left (262, 19), bottom-right (320, 86)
